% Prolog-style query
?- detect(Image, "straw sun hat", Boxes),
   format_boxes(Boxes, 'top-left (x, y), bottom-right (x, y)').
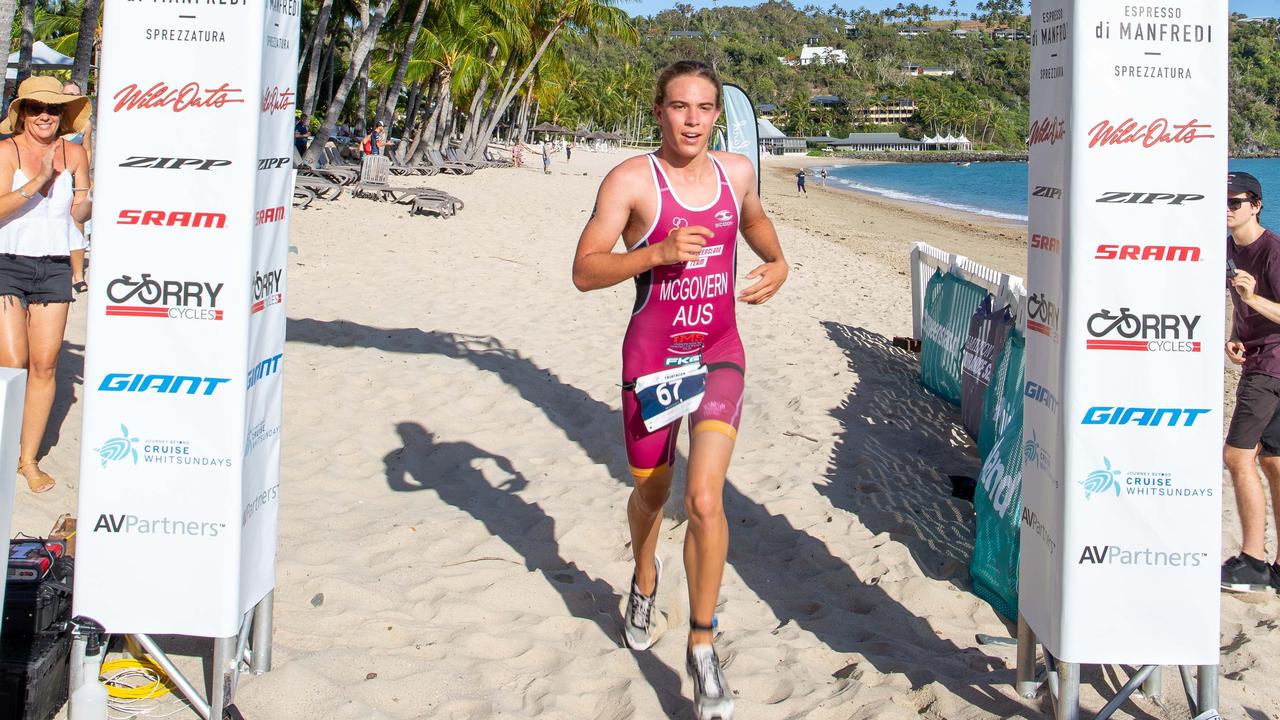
top-left (0, 76), bottom-right (90, 135)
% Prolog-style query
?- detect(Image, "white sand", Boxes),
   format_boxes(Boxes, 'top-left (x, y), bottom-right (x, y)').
top-left (11, 147), bottom-right (1279, 719)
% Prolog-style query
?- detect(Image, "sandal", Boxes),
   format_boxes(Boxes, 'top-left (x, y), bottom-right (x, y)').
top-left (17, 462), bottom-right (54, 494)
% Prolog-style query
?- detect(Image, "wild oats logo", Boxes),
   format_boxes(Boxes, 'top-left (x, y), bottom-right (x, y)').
top-left (94, 424), bottom-right (140, 467)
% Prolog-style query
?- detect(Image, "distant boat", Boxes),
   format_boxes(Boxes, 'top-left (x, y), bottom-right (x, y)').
top-left (954, 161), bottom-right (971, 167)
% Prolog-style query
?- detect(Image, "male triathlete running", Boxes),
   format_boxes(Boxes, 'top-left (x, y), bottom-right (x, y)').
top-left (572, 60), bottom-right (787, 719)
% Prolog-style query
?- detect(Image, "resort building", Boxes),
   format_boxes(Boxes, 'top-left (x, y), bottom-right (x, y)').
top-left (992, 28), bottom-right (1031, 41)
top-left (827, 133), bottom-right (925, 151)
top-left (756, 103), bottom-right (778, 116)
top-left (808, 95), bottom-right (845, 108)
top-left (757, 117), bottom-right (806, 154)
top-left (855, 98), bottom-right (918, 124)
top-left (902, 64), bottom-right (957, 78)
top-left (798, 45), bottom-right (848, 66)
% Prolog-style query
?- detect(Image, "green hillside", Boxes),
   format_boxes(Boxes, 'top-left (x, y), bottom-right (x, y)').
top-left (562, 3), bottom-right (1280, 154)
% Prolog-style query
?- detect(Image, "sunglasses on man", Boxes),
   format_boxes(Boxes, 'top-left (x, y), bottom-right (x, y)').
top-left (22, 102), bottom-right (64, 116)
top-left (1228, 197), bottom-right (1257, 211)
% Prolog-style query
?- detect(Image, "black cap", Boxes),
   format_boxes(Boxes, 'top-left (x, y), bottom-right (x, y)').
top-left (1228, 171), bottom-right (1263, 200)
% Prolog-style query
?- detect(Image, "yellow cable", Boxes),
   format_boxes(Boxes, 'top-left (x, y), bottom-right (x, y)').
top-left (100, 657), bottom-right (175, 700)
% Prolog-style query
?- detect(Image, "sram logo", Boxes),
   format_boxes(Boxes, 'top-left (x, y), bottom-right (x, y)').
top-left (118, 210), bottom-right (226, 228)
top-left (1095, 245), bottom-right (1200, 262)
top-left (120, 156), bottom-right (231, 171)
top-left (1096, 191), bottom-right (1204, 205)
top-left (1031, 233), bottom-right (1060, 253)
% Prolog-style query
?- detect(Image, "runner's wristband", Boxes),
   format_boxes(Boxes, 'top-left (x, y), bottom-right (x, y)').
top-left (17, 188), bottom-right (32, 199)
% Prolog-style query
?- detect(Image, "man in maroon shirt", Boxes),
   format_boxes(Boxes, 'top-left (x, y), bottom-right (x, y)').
top-left (1224, 171), bottom-right (1280, 592)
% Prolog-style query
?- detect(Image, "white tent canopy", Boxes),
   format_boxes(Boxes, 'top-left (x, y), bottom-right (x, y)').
top-left (5, 42), bottom-right (73, 81)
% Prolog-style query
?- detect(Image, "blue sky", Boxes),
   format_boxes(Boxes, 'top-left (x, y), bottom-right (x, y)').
top-left (624, 1), bottom-right (1275, 19)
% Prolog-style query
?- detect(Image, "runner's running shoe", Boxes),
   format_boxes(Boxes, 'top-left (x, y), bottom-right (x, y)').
top-left (1220, 554), bottom-right (1272, 593)
top-left (687, 643), bottom-right (734, 720)
top-left (623, 556), bottom-right (663, 650)
top-left (1271, 562), bottom-right (1280, 594)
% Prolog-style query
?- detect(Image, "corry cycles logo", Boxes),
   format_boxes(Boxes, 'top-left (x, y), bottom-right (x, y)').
top-left (113, 82), bottom-right (244, 113)
top-left (1095, 244), bottom-right (1200, 262)
top-left (1028, 117), bottom-right (1066, 147)
top-left (98, 372), bottom-right (230, 396)
top-left (120, 156), bottom-right (230, 172)
top-left (1030, 233), bottom-right (1059, 254)
top-left (1087, 118), bottom-right (1215, 149)
top-left (105, 273), bottom-right (224, 321)
top-left (1026, 292), bottom-right (1059, 338)
top-left (1081, 405), bottom-right (1210, 428)
top-left (252, 268), bottom-right (284, 314)
top-left (1080, 456), bottom-right (1213, 502)
top-left (261, 86), bottom-right (295, 115)
top-left (1086, 307), bottom-right (1200, 353)
top-left (1096, 191), bottom-right (1204, 206)
top-left (118, 209), bottom-right (226, 228)
top-left (93, 422), bottom-right (232, 470)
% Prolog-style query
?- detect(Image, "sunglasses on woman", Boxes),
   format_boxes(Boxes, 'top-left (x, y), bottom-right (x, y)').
top-left (23, 102), bottom-right (64, 116)
top-left (1228, 197), bottom-right (1256, 211)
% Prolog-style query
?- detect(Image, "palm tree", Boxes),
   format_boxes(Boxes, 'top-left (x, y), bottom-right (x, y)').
top-left (71, 0), bottom-right (99, 90)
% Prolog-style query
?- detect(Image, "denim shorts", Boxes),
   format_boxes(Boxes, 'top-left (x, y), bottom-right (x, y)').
top-left (0, 254), bottom-right (71, 306)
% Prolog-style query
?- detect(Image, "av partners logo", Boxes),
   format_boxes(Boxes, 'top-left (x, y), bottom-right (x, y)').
top-left (1085, 307), bottom-right (1200, 353)
top-left (93, 422), bottom-right (233, 469)
top-left (93, 513), bottom-right (225, 538)
top-left (1087, 118), bottom-right (1215, 149)
top-left (252, 268), bottom-right (284, 314)
top-left (1077, 544), bottom-right (1207, 568)
top-left (1026, 293), bottom-right (1059, 338)
top-left (105, 273), bottom-right (224, 321)
top-left (112, 82), bottom-right (244, 113)
top-left (1080, 457), bottom-right (1213, 502)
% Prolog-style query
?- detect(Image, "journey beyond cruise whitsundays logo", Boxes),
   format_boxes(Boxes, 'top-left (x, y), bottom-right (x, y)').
top-left (94, 423), bottom-right (233, 469)
top-left (1079, 457), bottom-right (1213, 502)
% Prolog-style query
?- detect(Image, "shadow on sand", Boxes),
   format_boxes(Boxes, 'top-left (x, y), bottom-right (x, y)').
top-left (287, 316), bottom-right (1026, 716)
top-left (42, 340), bottom-right (85, 459)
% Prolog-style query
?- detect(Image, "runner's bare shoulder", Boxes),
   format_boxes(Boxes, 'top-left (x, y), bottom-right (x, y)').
top-left (599, 154), bottom-right (653, 203)
top-left (709, 151), bottom-right (756, 198)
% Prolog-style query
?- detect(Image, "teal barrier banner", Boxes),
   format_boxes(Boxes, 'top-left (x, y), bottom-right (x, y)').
top-left (971, 331), bottom-right (1025, 621)
top-left (920, 270), bottom-right (988, 405)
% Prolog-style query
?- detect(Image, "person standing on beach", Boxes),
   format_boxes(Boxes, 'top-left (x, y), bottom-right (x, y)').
top-left (1222, 171), bottom-right (1280, 592)
top-left (796, 169), bottom-right (806, 194)
top-left (542, 142), bottom-right (551, 175)
top-left (572, 59), bottom-right (787, 720)
top-left (820, 168), bottom-right (827, 186)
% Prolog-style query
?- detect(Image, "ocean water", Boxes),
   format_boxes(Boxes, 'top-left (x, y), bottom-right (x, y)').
top-left (824, 158), bottom-right (1280, 227)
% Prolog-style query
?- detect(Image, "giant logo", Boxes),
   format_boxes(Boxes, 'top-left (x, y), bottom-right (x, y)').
top-left (1080, 406), bottom-right (1209, 427)
top-left (99, 373), bottom-right (230, 396)
top-left (118, 210), bottom-right (226, 228)
top-left (105, 273), bottom-right (224, 321)
top-left (1025, 381), bottom-right (1060, 414)
top-left (1087, 118), bottom-right (1215, 149)
top-left (1095, 244), bottom-right (1200, 262)
top-left (247, 353), bottom-right (283, 389)
top-left (1085, 307), bottom-right (1200, 352)
top-left (112, 82), bottom-right (244, 113)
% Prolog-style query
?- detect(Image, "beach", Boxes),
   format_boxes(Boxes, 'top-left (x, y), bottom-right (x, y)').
top-left (12, 148), bottom-right (1279, 719)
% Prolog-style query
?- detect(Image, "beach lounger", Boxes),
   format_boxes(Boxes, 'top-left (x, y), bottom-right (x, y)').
top-left (444, 147), bottom-right (491, 170)
top-left (292, 185), bottom-right (316, 209)
top-left (425, 149), bottom-right (475, 175)
top-left (354, 156), bottom-right (459, 217)
top-left (389, 146), bottom-right (438, 177)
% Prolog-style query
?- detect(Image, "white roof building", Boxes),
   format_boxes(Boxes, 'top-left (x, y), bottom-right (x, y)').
top-left (799, 46), bottom-right (848, 66)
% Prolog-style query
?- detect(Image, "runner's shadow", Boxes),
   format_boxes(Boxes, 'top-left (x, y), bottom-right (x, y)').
top-left (41, 340), bottom-right (84, 459)
top-left (818, 323), bottom-right (981, 585)
top-left (383, 421), bottom-right (685, 717)
top-left (287, 317), bottom-right (1025, 716)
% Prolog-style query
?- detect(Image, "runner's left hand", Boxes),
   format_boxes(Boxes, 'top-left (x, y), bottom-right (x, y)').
top-left (739, 259), bottom-right (788, 305)
top-left (1231, 269), bottom-right (1257, 303)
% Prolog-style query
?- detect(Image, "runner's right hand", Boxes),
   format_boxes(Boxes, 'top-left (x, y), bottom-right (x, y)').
top-left (655, 225), bottom-right (711, 265)
top-left (1226, 340), bottom-right (1246, 365)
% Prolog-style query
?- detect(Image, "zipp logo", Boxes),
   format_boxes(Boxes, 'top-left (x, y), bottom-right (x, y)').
top-left (1032, 185), bottom-right (1062, 200)
top-left (1095, 244), bottom-right (1200, 262)
top-left (1096, 191), bottom-right (1204, 205)
top-left (120, 156), bottom-right (231, 171)
top-left (261, 86), bottom-right (295, 114)
top-left (118, 210), bottom-right (226, 228)
top-left (257, 157), bottom-right (291, 171)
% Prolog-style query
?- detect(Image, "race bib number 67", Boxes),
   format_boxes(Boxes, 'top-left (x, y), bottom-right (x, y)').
top-left (634, 364), bottom-right (707, 433)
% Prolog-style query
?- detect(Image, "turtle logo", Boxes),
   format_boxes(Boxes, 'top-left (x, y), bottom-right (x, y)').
top-left (1080, 457), bottom-right (1121, 500)
top-left (95, 424), bottom-right (140, 467)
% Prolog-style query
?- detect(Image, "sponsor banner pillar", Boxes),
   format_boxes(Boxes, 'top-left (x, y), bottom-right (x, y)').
top-left (1021, 0), bottom-right (1226, 664)
top-left (74, 0), bottom-right (298, 637)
